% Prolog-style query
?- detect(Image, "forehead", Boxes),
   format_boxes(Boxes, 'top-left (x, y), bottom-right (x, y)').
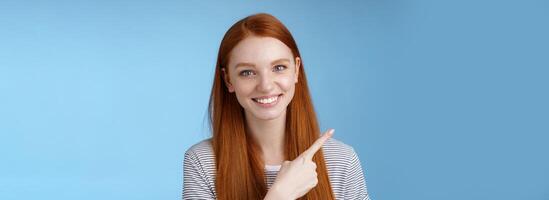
top-left (228, 36), bottom-right (294, 67)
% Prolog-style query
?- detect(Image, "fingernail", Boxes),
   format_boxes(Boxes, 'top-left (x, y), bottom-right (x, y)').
top-left (329, 129), bottom-right (335, 135)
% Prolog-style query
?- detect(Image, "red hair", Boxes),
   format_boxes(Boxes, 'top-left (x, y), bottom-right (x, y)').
top-left (209, 13), bottom-right (334, 200)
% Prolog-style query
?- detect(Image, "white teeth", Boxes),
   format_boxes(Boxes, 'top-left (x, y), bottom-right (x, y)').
top-left (255, 96), bottom-right (278, 104)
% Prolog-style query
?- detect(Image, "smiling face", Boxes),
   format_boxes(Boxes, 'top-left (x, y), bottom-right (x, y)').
top-left (223, 36), bottom-right (301, 121)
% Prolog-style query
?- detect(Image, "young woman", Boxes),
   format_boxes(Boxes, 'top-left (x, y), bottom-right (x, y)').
top-left (183, 13), bottom-right (371, 200)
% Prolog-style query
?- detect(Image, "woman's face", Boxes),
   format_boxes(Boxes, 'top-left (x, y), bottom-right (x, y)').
top-left (223, 36), bottom-right (300, 121)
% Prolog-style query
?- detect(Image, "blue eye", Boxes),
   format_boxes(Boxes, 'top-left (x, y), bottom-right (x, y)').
top-left (239, 70), bottom-right (255, 77)
top-left (274, 65), bottom-right (287, 72)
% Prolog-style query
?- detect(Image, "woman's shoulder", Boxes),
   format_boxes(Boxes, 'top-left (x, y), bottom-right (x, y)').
top-left (186, 138), bottom-right (213, 151)
top-left (322, 137), bottom-right (368, 198)
top-left (323, 137), bottom-right (358, 158)
top-left (322, 137), bottom-right (362, 171)
top-left (183, 139), bottom-right (217, 197)
top-left (184, 138), bottom-right (215, 165)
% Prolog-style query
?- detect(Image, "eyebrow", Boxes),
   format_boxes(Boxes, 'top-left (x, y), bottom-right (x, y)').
top-left (234, 58), bottom-right (291, 69)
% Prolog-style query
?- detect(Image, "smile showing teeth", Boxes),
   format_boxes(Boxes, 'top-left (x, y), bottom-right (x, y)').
top-left (253, 95), bottom-right (279, 104)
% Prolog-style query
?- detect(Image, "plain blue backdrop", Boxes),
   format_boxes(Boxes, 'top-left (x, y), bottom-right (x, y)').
top-left (1, 0), bottom-right (548, 199)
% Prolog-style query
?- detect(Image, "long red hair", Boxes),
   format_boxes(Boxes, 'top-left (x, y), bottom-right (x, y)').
top-left (209, 13), bottom-right (334, 200)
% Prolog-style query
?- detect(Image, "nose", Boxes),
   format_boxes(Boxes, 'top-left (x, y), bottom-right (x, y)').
top-left (257, 73), bottom-right (275, 93)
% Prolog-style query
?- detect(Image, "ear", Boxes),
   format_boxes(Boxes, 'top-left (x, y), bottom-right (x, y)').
top-left (294, 57), bottom-right (301, 83)
top-left (221, 68), bottom-right (235, 93)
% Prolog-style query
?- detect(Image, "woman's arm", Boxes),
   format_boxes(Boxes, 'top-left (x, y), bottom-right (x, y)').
top-left (183, 149), bottom-right (215, 200)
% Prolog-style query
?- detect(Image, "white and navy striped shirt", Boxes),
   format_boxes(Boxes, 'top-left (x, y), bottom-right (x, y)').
top-left (183, 138), bottom-right (371, 199)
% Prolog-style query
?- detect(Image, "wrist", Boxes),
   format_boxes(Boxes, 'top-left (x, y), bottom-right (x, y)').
top-left (265, 184), bottom-right (292, 200)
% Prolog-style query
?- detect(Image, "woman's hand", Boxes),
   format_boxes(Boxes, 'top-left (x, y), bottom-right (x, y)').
top-left (264, 129), bottom-right (334, 200)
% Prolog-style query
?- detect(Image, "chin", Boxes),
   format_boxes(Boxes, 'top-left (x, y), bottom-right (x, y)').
top-left (244, 107), bottom-right (287, 121)
top-left (251, 111), bottom-right (284, 121)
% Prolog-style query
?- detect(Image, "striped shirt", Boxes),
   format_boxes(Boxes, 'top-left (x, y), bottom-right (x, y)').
top-left (183, 138), bottom-right (371, 200)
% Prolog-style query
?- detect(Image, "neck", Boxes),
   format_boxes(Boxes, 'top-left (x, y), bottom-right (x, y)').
top-left (245, 110), bottom-right (286, 165)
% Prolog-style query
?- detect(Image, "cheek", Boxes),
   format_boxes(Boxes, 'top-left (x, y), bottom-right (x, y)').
top-left (277, 75), bottom-right (296, 92)
top-left (232, 80), bottom-right (255, 96)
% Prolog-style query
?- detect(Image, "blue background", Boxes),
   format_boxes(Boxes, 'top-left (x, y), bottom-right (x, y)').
top-left (1, 0), bottom-right (548, 199)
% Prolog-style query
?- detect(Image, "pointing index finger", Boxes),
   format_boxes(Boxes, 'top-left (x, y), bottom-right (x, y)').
top-left (301, 129), bottom-right (334, 160)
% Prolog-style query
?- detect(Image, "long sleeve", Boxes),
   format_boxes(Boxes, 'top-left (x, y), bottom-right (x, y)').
top-left (183, 149), bottom-right (215, 200)
top-left (344, 148), bottom-right (371, 200)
